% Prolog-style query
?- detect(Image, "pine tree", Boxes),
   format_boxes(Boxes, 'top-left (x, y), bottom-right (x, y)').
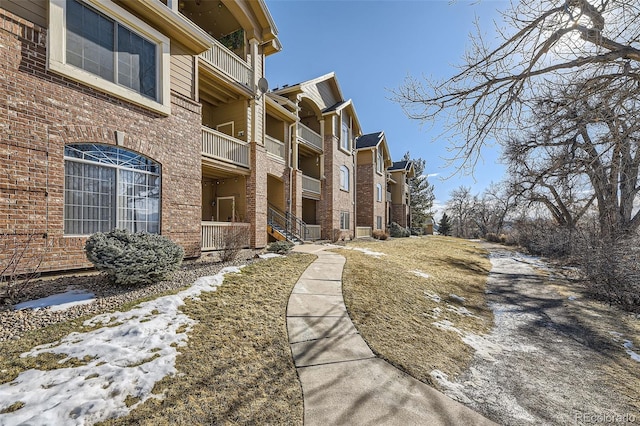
top-left (403, 152), bottom-right (435, 229)
top-left (438, 213), bottom-right (452, 236)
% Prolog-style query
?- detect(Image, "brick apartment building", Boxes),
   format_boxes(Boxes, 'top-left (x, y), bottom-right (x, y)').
top-left (1, 0), bottom-right (417, 274)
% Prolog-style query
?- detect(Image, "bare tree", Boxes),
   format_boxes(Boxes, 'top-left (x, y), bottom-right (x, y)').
top-left (474, 182), bottom-right (518, 236)
top-left (393, 0), bottom-right (640, 171)
top-left (447, 186), bottom-right (477, 238)
top-left (505, 75), bottom-right (640, 237)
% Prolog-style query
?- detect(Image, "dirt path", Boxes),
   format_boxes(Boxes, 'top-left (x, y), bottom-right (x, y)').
top-left (444, 244), bottom-right (639, 425)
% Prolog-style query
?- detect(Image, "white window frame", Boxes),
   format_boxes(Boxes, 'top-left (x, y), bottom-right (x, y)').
top-left (339, 165), bottom-right (350, 191)
top-left (340, 210), bottom-right (350, 230)
top-left (48, 0), bottom-right (171, 115)
top-left (376, 149), bottom-right (384, 175)
top-left (376, 183), bottom-right (383, 202)
top-left (340, 112), bottom-right (351, 153)
top-left (64, 144), bottom-right (161, 235)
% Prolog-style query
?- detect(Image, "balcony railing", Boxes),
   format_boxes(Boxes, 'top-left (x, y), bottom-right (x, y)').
top-left (201, 126), bottom-right (249, 168)
top-left (356, 226), bottom-right (372, 238)
top-left (199, 38), bottom-right (252, 88)
top-left (201, 222), bottom-right (251, 251)
top-left (297, 123), bottom-right (323, 151)
top-left (306, 225), bottom-right (321, 241)
top-left (265, 135), bottom-right (285, 160)
top-left (302, 174), bottom-right (321, 195)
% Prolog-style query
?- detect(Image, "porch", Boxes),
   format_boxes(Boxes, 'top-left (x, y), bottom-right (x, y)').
top-left (201, 222), bottom-right (251, 251)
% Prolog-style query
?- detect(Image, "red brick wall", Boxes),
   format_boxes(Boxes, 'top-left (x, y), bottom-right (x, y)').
top-left (0, 8), bottom-right (202, 273)
top-left (320, 133), bottom-right (355, 241)
top-left (356, 157), bottom-right (387, 231)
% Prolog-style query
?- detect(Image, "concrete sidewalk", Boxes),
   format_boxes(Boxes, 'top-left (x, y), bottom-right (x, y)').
top-left (288, 244), bottom-right (496, 425)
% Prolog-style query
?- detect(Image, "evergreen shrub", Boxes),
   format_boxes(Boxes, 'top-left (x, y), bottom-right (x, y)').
top-left (85, 229), bottom-right (184, 286)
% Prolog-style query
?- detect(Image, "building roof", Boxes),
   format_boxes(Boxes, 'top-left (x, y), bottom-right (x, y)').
top-left (355, 132), bottom-right (384, 149)
top-left (389, 160), bottom-right (411, 171)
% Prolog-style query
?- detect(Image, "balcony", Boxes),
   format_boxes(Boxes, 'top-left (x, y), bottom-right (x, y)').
top-left (387, 191), bottom-right (392, 202)
top-left (297, 123), bottom-right (323, 152)
top-left (201, 126), bottom-right (249, 168)
top-left (302, 174), bottom-right (321, 199)
top-left (265, 135), bottom-right (285, 160)
top-left (306, 225), bottom-right (321, 241)
top-left (199, 38), bottom-right (252, 88)
top-left (201, 222), bottom-right (251, 251)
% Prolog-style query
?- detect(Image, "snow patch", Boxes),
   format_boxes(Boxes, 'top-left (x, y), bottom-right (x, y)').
top-left (609, 332), bottom-right (640, 363)
top-left (449, 294), bottom-right (466, 304)
top-left (623, 340), bottom-right (640, 362)
top-left (432, 320), bottom-right (462, 335)
top-left (411, 270), bottom-right (431, 279)
top-left (258, 253), bottom-right (282, 259)
top-left (0, 266), bottom-right (242, 426)
top-left (338, 246), bottom-right (386, 257)
top-left (446, 304), bottom-right (478, 318)
top-left (429, 370), bottom-right (472, 404)
top-left (424, 291), bottom-right (441, 303)
top-left (14, 290), bottom-right (95, 312)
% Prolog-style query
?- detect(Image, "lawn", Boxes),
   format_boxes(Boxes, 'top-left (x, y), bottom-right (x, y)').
top-left (0, 253), bottom-right (314, 425)
top-left (339, 236), bottom-right (493, 387)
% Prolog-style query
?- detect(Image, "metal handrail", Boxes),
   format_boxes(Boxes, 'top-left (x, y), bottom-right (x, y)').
top-left (267, 204), bottom-right (308, 241)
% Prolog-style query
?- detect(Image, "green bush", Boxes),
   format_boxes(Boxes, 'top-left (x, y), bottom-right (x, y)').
top-left (266, 240), bottom-right (294, 254)
top-left (85, 229), bottom-right (184, 286)
top-left (389, 222), bottom-right (410, 238)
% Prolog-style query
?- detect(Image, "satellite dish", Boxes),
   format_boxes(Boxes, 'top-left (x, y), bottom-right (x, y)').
top-left (257, 77), bottom-right (269, 95)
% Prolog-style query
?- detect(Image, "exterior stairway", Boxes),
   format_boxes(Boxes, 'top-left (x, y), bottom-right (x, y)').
top-left (267, 205), bottom-right (307, 244)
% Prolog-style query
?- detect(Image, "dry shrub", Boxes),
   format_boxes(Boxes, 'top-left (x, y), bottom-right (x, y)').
top-left (0, 233), bottom-right (50, 304)
top-left (511, 219), bottom-right (574, 258)
top-left (219, 225), bottom-right (250, 262)
top-left (577, 234), bottom-right (640, 313)
top-left (372, 230), bottom-right (389, 240)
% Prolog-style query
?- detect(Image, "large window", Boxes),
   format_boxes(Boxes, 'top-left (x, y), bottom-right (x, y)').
top-left (64, 144), bottom-right (161, 235)
top-left (376, 183), bottom-right (383, 202)
top-left (376, 149), bottom-right (384, 174)
top-left (340, 165), bottom-right (350, 191)
top-left (49, 0), bottom-right (170, 114)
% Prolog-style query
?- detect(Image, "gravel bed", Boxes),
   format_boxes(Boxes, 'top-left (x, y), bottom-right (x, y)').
top-left (0, 250), bottom-right (262, 342)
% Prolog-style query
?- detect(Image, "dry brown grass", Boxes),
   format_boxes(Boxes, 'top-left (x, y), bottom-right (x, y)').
top-left (541, 269), bottom-right (640, 414)
top-left (339, 236), bottom-right (492, 387)
top-left (0, 253), bottom-right (313, 425)
top-left (100, 253), bottom-right (314, 425)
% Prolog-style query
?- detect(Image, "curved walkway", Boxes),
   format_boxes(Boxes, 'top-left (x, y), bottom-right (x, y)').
top-left (287, 244), bottom-right (495, 425)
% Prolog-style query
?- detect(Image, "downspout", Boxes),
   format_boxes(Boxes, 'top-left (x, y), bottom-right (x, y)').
top-left (288, 122), bottom-right (295, 215)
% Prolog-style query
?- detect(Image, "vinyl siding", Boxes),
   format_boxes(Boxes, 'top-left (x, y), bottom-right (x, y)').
top-left (170, 42), bottom-right (195, 99)
top-left (3, 0), bottom-right (47, 27)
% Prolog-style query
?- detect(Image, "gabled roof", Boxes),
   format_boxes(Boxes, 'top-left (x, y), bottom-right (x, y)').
top-left (355, 131), bottom-right (392, 167)
top-left (272, 72), bottom-right (344, 100)
top-left (388, 160), bottom-right (416, 177)
top-left (355, 132), bottom-right (384, 149)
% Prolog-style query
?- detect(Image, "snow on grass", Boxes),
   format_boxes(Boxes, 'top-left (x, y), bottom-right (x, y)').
top-left (258, 253), bottom-right (282, 259)
top-left (0, 266), bottom-right (242, 426)
top-left (429, 370), bottom-right (472, 404)
top-left (412, 270), bottom-right (431, 279)
top-left (623, 341), bottom-right (640, 362)
top-left (336, 246), bottom-right (386, 258)
top-left (424, 291), bottom-right (441, 303)
top-left (14, 290), bottom-right (95, 312)
top-left (609, 331), bottom-right (640, 363)
top-left (432, 320), bottom-right (503, 362)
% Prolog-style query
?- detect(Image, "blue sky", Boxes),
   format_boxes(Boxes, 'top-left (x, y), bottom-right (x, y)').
top-left (264, 0), bottom-right (510, 217)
